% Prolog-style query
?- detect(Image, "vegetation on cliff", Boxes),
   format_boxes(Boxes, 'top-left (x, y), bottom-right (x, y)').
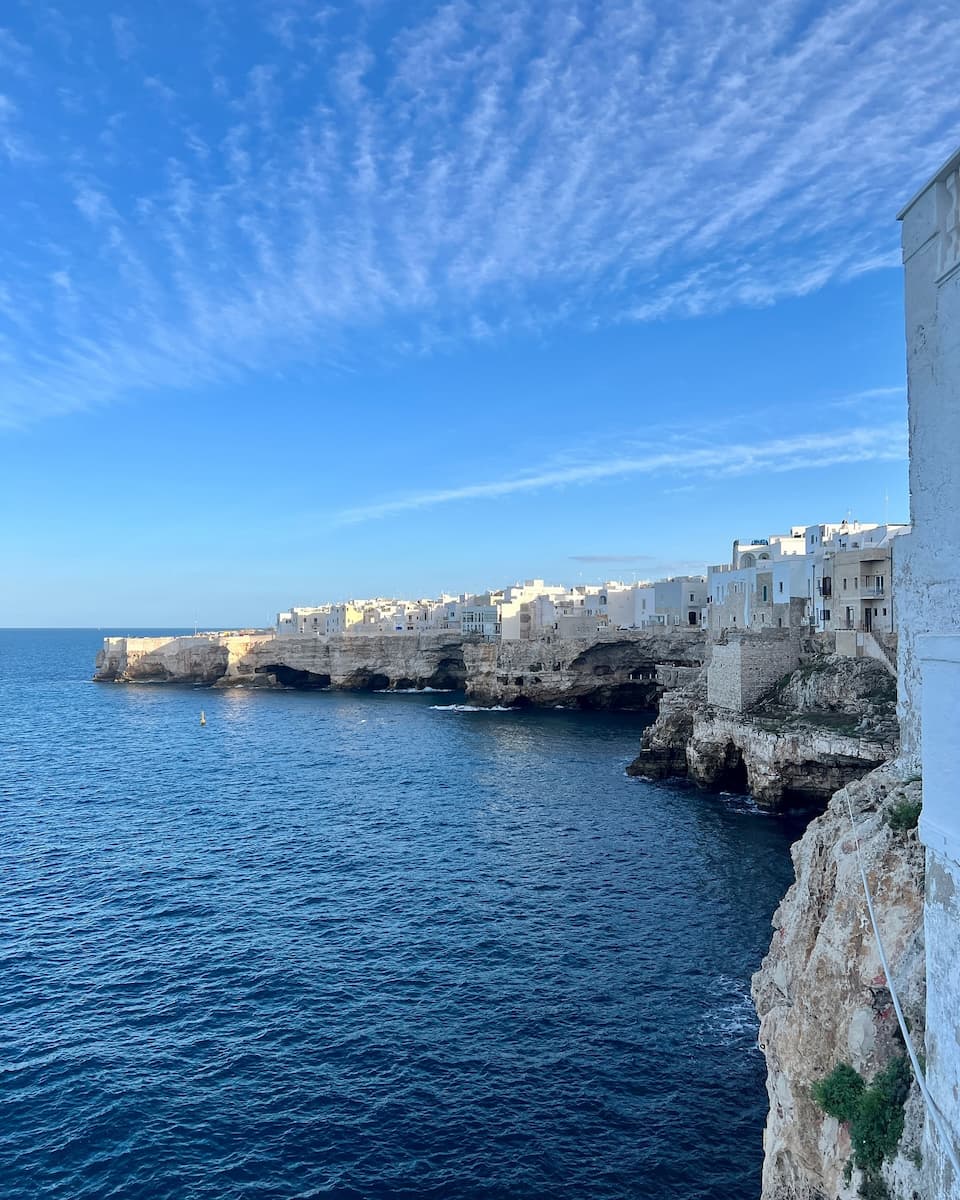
top-left (813, 1057), bottom-right (912, 1199)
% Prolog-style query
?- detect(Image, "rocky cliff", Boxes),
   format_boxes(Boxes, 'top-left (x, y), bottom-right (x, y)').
top-left (752, 764), bottom-right (925, 1200)
top-left (463, 629), bottom-right (705, 708)
top-left (94, 629), bottom-right (707, 710)
top-left (628, 653), bottom-right (898, 809)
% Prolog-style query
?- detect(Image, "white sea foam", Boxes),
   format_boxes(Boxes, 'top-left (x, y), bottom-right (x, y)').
top-left (698, 975), bottom-right (760, 1047)
top-left (429, 700), bottom-right (513, 710)
top-left (374, 687), bottom-right (454, 694)
top-left (718, 791), bottom-right (768, 816)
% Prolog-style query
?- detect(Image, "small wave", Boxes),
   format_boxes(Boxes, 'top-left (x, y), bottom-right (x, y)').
top-left (373, 687), bottom-right (455, 694)
top-left (698, 975), bottom-right (760, 1047)
top-left (717, 791), bottom-right (769, 816)
top-left (429, 700), bottom-right (513, 710)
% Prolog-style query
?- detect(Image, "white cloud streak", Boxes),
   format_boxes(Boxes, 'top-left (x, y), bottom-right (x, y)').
top-left (334, 423), bottom-right (908, 524)
top-left (0, 2), bottom-right (958, 424)
top-left (109, 14), bottom-right (138, 62)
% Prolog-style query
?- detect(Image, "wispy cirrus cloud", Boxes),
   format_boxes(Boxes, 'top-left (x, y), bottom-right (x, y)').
top-left (0, 92), bottom-right (36, 164)
top-left (334, 423), bottom-right (908, 524)
top-left (0, 2), bottom-right (958, 425)
top-left (109, 14), bottom-right (138, 62)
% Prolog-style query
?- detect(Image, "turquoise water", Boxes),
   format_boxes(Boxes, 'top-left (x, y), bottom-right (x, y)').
top-left (1, 629), bottom-right (799, 1199)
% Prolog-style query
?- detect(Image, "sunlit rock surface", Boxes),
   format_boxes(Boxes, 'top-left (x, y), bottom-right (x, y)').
top-left (94, 629), bottom-right (708, 710)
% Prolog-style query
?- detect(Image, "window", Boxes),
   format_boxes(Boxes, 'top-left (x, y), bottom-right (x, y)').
top-left (762, 585), bottom-right (768, 602)
top-left (779, 581), bottom-right (784, 593)
top-left (883, 608), bottom-right (888, 616)
top-left (823, 609), bottom-right (831, 622)
top-left (843, 578), bottom-right (847, 589)
top-left (689, 593), bottom-right (695, 602)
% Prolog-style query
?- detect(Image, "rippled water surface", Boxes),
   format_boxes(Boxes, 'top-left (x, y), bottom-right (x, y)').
top-left (1, 630), bottom-right (801, 1199)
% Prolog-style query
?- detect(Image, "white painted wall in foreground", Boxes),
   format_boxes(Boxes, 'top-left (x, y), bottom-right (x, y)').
top-left (899, 148), bottom-right (960, 1200)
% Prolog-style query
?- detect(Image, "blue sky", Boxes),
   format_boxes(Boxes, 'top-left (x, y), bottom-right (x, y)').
top-left (1, 0), bottom-right (958, 627)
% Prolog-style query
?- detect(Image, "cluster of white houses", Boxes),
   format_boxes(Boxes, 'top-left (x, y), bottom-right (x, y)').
top-left (276, 518), bottom-right (908, 644)
top-left (708, 519), bottom-right (908, 637)
top-left (277, 576), bottom-right (708, 641)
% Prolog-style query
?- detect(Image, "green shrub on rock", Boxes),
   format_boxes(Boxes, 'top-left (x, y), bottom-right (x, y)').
top-left (813, 1057), bottom-right (911, 1199)
top-left (856, 1174), bottom-right (891, 1200)
top-left (886, 800), bottom-right (921, 832)
top-left (812, 1062), bottom-right (866, 1123)
top-left (850, 1057), bottom-right (911, 1174)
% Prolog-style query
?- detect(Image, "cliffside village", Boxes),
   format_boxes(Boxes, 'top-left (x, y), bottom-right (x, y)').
top-left (277, 518), bottom-right (908, 647)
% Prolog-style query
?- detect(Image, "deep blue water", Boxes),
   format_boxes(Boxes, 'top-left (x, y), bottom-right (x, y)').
top-left (0, 629), bottom-right (801, 1200)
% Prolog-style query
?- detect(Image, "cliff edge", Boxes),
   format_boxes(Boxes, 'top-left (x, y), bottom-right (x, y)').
top-left (94, 629), bottom-right (707, 711)
top-left (752, 764), bottom-right (925, 1200)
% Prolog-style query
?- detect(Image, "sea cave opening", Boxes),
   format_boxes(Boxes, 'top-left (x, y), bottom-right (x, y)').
top-left (715, 742), bottom-right (750, 793)
top-left (258, 664), bottom-right (331, 689)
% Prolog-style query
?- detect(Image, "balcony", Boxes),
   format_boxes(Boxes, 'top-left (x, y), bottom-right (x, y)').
top-left (859, 584), bottom-right (886, 599)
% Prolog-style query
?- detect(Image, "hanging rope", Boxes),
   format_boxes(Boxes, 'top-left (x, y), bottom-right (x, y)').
top-left (843, 789), bottom-right (960, 1179)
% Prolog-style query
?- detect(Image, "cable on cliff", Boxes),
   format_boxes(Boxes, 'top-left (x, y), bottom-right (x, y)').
top-left (843, 789), bottom-right (960, 1180)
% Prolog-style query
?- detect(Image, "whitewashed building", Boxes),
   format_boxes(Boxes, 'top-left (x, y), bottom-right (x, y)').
top-left (708, 523), bottom-right (909, 634)
top-left (652, 576), bottom-right (708, 627)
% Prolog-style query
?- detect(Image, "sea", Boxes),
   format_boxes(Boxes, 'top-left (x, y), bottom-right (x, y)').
top-left (0, 629), bottom-right (803, 1200)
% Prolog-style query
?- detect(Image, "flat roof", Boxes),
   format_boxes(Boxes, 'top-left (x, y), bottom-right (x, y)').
top-left (897, 145), bottom-right (960, 220)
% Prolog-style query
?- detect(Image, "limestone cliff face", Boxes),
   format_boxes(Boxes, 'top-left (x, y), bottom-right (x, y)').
top-left (94, 629), bottom-right (707, 710)
top-left (96, 631), bottom-right (473, 692)
top-left (628, 653), bottom-right (897, 809)
top-left (463, 630), bottom-right (705, 708)
top-left (752, 765), bottom-right (925, 1200)
top-left (224, 631), bottom-right (471, 691)
top-left (625, 670), bottom-right (705, 778)
top-left (685, 714), bottom-right (893, 808)
top-left (767, 656), bottom-right (898, 741)
top-left (94, 635), bottom-right (234, 683)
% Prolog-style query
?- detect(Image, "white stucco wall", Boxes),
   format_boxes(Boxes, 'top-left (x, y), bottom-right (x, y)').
top-left (897, 153), bottom-right (960, 762)
top-left (899, 149), bottom-right (960, 1200)
top-left (919, 636), bottom-right (960, 1199)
